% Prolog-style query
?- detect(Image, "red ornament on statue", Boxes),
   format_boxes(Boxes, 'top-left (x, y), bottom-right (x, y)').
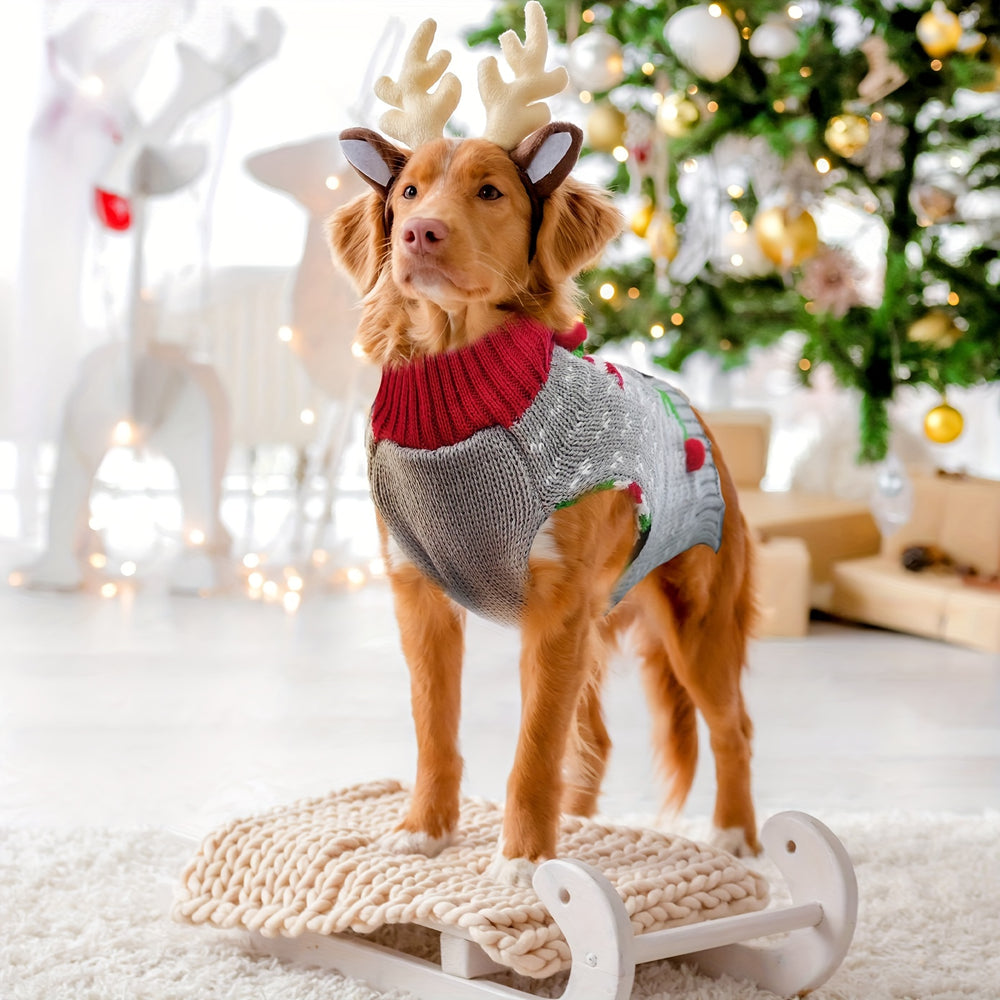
top-left (94, 188), bottom-right (132, 231)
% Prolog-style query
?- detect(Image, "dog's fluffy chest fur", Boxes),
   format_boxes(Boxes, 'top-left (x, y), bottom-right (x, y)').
top-left (367, 316), bottom-right (726, 623)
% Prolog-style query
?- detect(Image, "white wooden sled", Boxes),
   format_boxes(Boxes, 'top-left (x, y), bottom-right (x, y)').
top-left (176, 781), bottom-right (857, 999)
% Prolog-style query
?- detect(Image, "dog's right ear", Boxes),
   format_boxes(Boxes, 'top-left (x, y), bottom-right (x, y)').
top-left (339, 127), bottom-right (409, 199)
top-left (329, 128), bottom-right (410, 293)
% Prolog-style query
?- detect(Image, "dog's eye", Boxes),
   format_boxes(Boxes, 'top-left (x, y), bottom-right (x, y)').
top-left (478, 184), bottom-right (502, 201)
top-left (402, 184), bottom-right (418, 199)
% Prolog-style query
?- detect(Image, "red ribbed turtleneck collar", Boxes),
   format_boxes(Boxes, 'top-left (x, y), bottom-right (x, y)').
top-left (370, 316), bottom-right (586, 450)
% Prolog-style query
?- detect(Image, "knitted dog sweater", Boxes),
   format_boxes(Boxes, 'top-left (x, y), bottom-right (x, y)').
top-left (367, 316), bottom-right (725, 624)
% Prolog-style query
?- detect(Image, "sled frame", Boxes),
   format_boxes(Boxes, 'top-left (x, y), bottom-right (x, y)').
top-left (244, 811), bottom-right (857, 999)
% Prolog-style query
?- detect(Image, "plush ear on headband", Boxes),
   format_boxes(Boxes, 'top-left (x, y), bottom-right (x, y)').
top-left (509, 122), bottom-right (582, 260)
top-left (510, 122), bottom-right (582, 199)
top-left (339, 127), bottom-right (410, 199)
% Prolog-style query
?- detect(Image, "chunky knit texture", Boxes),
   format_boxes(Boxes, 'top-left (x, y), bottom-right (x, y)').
top-left (367, 317), bottom-right (726, 623)
top-left (174, 779), bottom-right (770, 980)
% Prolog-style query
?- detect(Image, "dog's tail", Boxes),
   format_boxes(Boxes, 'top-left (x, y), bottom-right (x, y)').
top-left (640, 645), bottom-right (699, 815)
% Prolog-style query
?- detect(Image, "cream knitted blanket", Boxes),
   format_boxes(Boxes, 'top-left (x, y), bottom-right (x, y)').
top-left (174, 780), bottom-right (769, 980)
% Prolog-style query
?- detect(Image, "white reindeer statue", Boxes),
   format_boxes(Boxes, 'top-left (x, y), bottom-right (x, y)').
top-left (19, 9), bottom-right (283, 594)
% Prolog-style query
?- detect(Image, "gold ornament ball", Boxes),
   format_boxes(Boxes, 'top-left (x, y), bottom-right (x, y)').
top-left (752, 205), bottom-right (819, 268)
top-left (655, 92), bottom-right (700, 138)
top-left (907, 310), bottom-right (962, 349)
top-left (586, 104), bottom-right (627, 153)
top-left (824, 114), bottom-right (870, 158)
top-left (916, 3), bottom-right (962, 59)
top-left (924, 402), bottom-right (964, 444)
top-left (645, 210), bottom-right (678, 262)
top-left (630, 198), bottom-right (655, 238)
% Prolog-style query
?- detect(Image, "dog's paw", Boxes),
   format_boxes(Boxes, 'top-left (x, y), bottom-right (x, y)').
top-left (710, 825), bottom-right (759, 858)
top-left (378, 828), bottom-right (453, 857)
top-left (486, 854), bottom-right (538, 889)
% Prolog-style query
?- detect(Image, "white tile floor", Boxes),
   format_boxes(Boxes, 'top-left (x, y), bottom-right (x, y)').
top-left (1, 572), bottom-right (998, 835)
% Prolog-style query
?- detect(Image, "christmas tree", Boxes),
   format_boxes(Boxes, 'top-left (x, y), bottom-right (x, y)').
top-left (469, 1), bottom-right (1000, 462)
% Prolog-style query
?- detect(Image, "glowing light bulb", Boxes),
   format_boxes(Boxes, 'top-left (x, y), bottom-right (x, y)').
top-left (89, 553), bottom-right (108, 569)
top-left (346, 567), bottom-right (366, 587)
top-left (650, 324), bottom-right (665, 339)
top-left (80, 74), bottom-right (104, 97)
top-left (612, 146), bottom-right (629, 163)
top-left (188, 529), bottom-right (206, 546)
top-left (113, 421), bottom-right (134, 446)
top-left (350, 341), bottom-right (366, 359)
top-left (248, 571), bottom-right (264, 590)
top-left (325, 176), bottom-right (341, 190)
top-left (300, 408), bottom-right (316, 425)
top-left (278, 325), bottom-right (294, 343)
top-left (283, 590), bottom-right (301, 614)
top-left (121, 561), bottom-right (137, 578)
top-left (815, 157), bottom-right (831, 174)
top-left (599, 283), bottom-right (616, 301)
top-left (243, 553), bottom-right (261, 569)
top-left (100, 582), bottom-right (118, 599)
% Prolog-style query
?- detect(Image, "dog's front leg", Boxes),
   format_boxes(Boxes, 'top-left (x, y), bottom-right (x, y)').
top-left (382, 547), bottom-right (466, 857)
top-left (489, 564), bottom-right (598, 887)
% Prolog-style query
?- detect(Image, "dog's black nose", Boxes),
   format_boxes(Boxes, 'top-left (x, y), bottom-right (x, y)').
top-left (401, 217), bottom-right (449, 254)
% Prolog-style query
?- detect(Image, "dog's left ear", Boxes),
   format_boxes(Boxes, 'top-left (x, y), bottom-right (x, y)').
top-left (510, 122), bottom-right (582, 198)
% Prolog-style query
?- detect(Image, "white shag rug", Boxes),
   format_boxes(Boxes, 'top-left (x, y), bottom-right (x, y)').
top-left (2, 811), bottom-right (998, 1000)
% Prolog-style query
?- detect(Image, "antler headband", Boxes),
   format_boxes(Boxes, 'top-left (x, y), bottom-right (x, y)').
top-left (373, 1), bottom-right (568, 151)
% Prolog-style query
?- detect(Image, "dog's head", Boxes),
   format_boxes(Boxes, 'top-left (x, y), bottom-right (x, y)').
top-left (328, 4), bottom-right (623, 365)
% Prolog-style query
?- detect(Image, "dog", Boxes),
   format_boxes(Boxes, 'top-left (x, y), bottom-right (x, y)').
top-left (327, 6), bottom-right (758, 887)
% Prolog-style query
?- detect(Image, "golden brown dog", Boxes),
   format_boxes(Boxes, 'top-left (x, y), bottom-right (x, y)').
top-left (328, 12), bottom-right (758, 887)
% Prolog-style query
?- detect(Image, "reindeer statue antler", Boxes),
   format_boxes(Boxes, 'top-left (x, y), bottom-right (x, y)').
top-left (371, 1), bottom-right (567, 151)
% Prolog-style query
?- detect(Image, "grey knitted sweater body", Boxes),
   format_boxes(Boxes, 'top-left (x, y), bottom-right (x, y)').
top-left (367, 316), bottom-right (725, 625)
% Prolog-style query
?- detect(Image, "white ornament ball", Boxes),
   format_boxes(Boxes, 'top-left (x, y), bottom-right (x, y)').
top-left (664, 4), bottom-right (742, 82)
top-left (748, 17), bottom-right (799, 60)
top-left (567, 30), bottom-right (626, 93)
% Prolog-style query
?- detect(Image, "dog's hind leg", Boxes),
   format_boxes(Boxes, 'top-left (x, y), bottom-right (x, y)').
top-left (382, 544), bottom-right (466, 856)
top-left (635, 551), bottom-right (759, 856)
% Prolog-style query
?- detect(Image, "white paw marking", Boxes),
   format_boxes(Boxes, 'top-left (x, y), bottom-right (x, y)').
top-left (486, 854), bottom-right (538, 888)
top-left (710, 825), bottom-right (755, 858)
top-left (378, 829), bottom-right (452, 857)
top-left (529, 518), bottom-right (561, 565)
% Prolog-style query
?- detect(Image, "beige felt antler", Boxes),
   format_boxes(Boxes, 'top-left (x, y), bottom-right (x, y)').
top-left (374, 18), bottom-right (462, 149)
top-left (478, 1), bottom-right (568, 151)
